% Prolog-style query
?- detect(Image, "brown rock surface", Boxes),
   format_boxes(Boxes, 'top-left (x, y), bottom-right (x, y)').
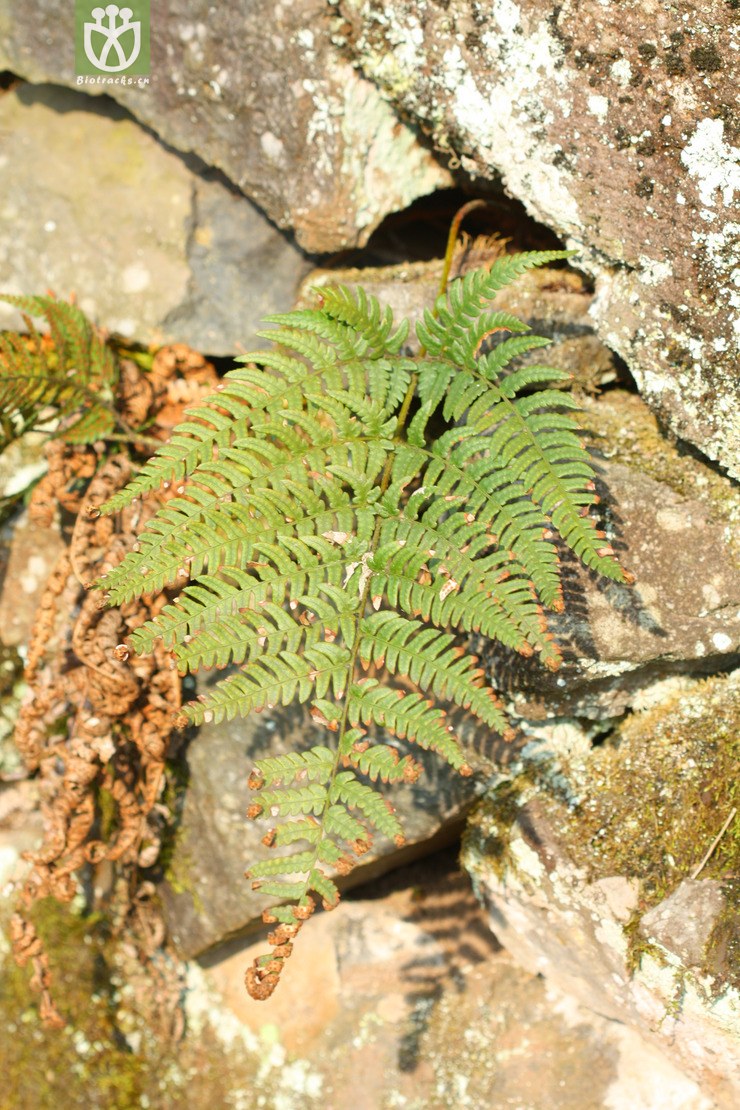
top-left (193, 849), bottom-right (716, 1109)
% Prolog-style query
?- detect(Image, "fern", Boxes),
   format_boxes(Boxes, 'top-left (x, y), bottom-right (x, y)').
top-left (0, 294), bottom-right (118, 449)
top-left (97, 246), bottom-right (629, 999)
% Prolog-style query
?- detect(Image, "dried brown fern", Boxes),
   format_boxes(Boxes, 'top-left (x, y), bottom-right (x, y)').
top-left (8, 348), bottom-right (219, 1025)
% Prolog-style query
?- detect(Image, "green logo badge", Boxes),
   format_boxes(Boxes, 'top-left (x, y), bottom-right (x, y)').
top-left (75, 3), bottom-right (150, 76)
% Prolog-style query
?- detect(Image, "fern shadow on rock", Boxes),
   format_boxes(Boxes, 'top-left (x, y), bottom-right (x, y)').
top-left (480, 457), bottom-right (669, 718)
top-left (395, 848), bottom-right (501, 1073)
top-left (589, 464), bottom-right (667, 637)
top-left (246, 698), bottom-right (483, 843)
top-left (341, 845), bottom-right (501, 1074)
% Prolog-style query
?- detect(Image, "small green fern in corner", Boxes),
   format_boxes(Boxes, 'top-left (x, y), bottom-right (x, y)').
top-left (0, 294), bottom-right (119, 449)
top-left (97, 244), bottom-right (629, 999)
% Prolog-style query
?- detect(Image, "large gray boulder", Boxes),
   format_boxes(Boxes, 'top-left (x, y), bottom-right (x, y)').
top-left (0, 84), bottom-right (313, 353)
top-left (337, 0), bottom-right (740, 474)
top-left (0, 0), bottom-right (451, 252)
top-left (2, 2), bottom-right (736, 470)
top-left (161, 701), bottom-right (480, 957)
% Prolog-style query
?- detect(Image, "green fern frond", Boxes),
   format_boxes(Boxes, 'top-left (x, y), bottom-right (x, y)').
top-left (0, 294), bottom-right (118, 450)
top-left (98, 250), bottom-right (630, 1000)
top-left (188, 643), bottom-right (351, 725)
top-left (251, 746), bottom-right (336, 789)
top-left (358, 612), bottom-right (510, 735)
top-left (328, 771), bottom-right (404, 842)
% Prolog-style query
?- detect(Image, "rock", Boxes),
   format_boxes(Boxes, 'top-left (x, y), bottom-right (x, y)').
top-left (192, 849), bottom-right (716, 1110)
top-left (641, 880), bottom-right (727, 969)
top-left (0, 433), bottom-right (48, 503)
top-left (462, 669), bottom-right (740, 1100)
top-left (161, 700), bottom-right (481, 957)
top-left (0, 1), bottom-right (451, 252)
top-left (0, 511), bottom-right (65, 648)
top-left (337, 0), bottom-right (740, 474)
top-left (489, 391), bottom-right (740, 719)
top-left (0, 646), bottom-right (28, 780)
top-left (0, 84), bottom-right (313, 353)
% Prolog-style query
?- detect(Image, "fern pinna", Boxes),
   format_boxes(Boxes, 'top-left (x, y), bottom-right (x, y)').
top-left (97, 250), bottom-right (628, 999)
top-left (0, 294), bottom-right (118, 449)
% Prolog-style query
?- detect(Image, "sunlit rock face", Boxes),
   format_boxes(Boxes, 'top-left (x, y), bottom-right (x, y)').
top-left (0, 0), bottom-right (451, 252)
top-left (463, 669), bottom-right (740, 1103)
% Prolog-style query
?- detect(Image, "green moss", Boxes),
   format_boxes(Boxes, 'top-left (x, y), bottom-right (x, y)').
top-left (0, 900), bottom-right (320, 1108)
top-left (462, 775), bottom-right (532, 884)
top-left (664, 51), bottom-right (686, 76)
top-left (466, 674), bottom-right (739, 995)
top-left (705, 876), bottom-right (740, 995)
top-left (622, 911), bottom-right (665, 977)
top-left (0, 901), bottom-right (148, 1110)
top-left (0, 644), bottom-right (22, 697)
top-left (158, 758), bottom-right (204, 908)
top-left (162, 838), bottom-right (204, 908)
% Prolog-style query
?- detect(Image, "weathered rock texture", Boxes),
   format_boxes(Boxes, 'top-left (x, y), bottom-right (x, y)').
top-left (3, 3), bottom-right (736, 468)
top-left (462, 669), bottom-right (740, 1102)
top-left (0, 1), bottom-right (450, 252)
top-left (0, 84), bottom-right (313, 353)
top-left (193, 851), bottom-right (716, 1110)
top-left (0, 511), bottom-right (65, 649)
top-left (336, 0), bottom-right (740, 474)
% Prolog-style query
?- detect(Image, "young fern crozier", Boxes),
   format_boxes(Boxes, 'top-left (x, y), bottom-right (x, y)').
top-left (97, 249), bottom-right (629, 999)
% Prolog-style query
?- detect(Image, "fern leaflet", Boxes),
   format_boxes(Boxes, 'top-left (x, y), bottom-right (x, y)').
top-left (0, 294), bottom-right (118, 449)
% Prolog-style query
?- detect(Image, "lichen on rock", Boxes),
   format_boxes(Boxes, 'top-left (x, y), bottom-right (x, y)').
top-left (338, 0), bottom-right (740, 475)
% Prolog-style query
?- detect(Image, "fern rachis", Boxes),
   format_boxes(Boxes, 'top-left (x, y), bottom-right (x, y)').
top-left (97, 244), bottom-right (629, 999)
